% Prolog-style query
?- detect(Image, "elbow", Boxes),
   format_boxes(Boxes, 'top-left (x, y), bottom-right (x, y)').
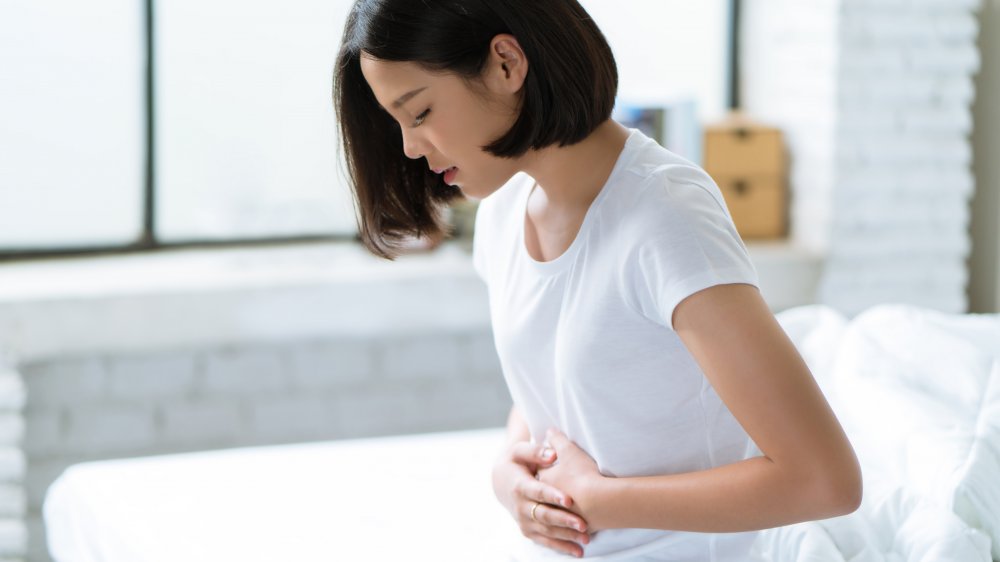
top-left (812, 453), bottom-right (863, 519)
top-left (823, 471), bottom-right (863, 517)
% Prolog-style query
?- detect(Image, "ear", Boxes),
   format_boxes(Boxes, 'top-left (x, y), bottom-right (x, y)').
top-left (485, 34), bottom-right (528, 94)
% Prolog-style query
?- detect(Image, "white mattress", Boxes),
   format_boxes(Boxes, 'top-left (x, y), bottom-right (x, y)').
top-left (44, 428), bottom-right (522, 562)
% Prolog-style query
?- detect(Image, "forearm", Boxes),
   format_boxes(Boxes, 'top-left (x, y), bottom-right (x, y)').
top-left (503, 405), bottom-right (531, 447)
top-left (584, 456), bottom-right (859, 533)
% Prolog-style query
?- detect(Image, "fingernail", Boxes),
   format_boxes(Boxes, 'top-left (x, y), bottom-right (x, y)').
top-left (540, 447), bottom-right (555, 460)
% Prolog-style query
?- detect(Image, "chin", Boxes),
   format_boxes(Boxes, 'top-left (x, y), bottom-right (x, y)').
top-left (460, 176), bottom-right (511, 201)
top-left (454, 183), bottom-right (487, 201)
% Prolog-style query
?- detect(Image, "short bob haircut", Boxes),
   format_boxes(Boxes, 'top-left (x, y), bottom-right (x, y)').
top-left (334, 0), bottom-right (618, 258)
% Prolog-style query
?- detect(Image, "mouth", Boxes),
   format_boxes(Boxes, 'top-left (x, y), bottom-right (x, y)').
top-left (432, 166), bottom-right (460, 186)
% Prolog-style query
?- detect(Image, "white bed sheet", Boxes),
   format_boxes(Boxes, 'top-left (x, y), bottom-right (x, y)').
top-left (44, 428), bottom-right (521, 562)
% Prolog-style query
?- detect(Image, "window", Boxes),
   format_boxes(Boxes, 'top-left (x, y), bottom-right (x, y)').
top-left (581, 0), bottom-right (732, 123)
top-left (0, 0), bottom-right (732, 258)
top-left (0, 0), bottom-right (146, 251)
top-left (154, 0), bottom-right (357, 243)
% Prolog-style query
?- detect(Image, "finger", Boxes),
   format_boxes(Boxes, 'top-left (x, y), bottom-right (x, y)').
top-left (533, 522), bottom-right (591, 545)
top-left (516, 477), bottom-right (571, 509)
top-left (529, 533), bottom-right (584, 558)
top-left (527, 501), bottom-right (588, 534)
top-left (510, 442), bottom-right (557, 466)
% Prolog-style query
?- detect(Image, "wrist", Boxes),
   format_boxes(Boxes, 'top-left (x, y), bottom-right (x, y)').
top-left (580, 472), bottom-right (617, 531)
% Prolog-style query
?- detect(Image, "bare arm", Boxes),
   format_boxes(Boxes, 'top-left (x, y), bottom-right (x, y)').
top-left (539, 283), bottom-right (862, 533)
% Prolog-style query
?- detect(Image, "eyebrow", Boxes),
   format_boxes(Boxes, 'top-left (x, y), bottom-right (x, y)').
top-left (391, 87), bottom-right (427, 109)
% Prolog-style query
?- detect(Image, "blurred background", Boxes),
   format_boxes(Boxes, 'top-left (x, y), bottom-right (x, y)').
top-left (0, 0), bottom-right (996, 560)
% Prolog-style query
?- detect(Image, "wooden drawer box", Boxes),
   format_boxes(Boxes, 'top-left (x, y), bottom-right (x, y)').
top-left (703, 112), bottom-right (789, 240)
top-left (714, 175), bottom-right (787, 239)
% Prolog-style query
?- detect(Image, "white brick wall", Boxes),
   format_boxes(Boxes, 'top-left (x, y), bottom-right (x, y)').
top-left (203, 349), bottom-right (287, 395)
top-left (62, 405), bottom-right (157, 455)
top-left (743, 0), bottom-right (983, 316)
top-left (106, 353), bottom-right (199, 400)
top-left (0, 365), bottom-right (26, 561)
top-left (19, 330), bottom-right (510, 562)
top-left (380, 336), bottom-right (465, 381)
top-left (160, 400), bottom-right (243, 446)
top-left (285, 339), bottom-right (374, 388)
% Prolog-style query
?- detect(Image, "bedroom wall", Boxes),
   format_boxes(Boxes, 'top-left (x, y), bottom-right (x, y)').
top-left (742, 0), bottom-right (982, 316)
top-left (971, 0), bottom-right (1000, 313)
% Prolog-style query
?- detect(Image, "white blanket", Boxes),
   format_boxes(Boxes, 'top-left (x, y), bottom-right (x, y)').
top-left (762, 305), bottom-right (998, 562)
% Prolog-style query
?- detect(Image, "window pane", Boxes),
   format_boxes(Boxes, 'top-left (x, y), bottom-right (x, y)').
top-left (0, 0), bottom-right (145, 249)
top-left (581, 0), bottom-right (731, 123)
top-left (155, 0), bottom-right (356, 242)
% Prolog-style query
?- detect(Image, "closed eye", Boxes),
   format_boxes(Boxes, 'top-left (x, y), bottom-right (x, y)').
top-left (412, 108), bottom-right (431, 127)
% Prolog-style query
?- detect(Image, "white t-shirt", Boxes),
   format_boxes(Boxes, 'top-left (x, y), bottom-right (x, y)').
top-left (473, 129), bottom-right (761, 561)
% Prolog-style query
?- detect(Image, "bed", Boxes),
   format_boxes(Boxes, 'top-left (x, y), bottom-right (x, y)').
top-left (44, 304), bottom-right (1000, 561)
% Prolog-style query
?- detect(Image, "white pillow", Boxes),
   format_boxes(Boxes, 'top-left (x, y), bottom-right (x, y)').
top-left (831, 305), bottom-right (1000, 559)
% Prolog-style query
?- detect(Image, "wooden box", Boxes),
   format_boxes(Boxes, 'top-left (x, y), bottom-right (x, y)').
top-left (703, 112), bottom-right (788, 239)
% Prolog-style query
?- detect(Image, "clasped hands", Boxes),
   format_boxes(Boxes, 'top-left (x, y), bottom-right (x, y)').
top-left (492, 428), bottom-right (605, 558)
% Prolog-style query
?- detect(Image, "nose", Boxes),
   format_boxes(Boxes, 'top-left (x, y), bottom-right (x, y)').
top-left (400, 127), bottom-right (428, 160)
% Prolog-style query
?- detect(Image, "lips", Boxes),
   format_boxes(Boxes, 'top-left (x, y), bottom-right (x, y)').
top-left (430, 165), bottom-right (459, 185)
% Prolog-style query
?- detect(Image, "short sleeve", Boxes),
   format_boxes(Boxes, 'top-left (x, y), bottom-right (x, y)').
top-left (630, 180), bottom-right (759, 331)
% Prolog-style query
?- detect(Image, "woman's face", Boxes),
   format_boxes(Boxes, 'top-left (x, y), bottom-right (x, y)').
top-left (359, 55), bottom-right (523, 200)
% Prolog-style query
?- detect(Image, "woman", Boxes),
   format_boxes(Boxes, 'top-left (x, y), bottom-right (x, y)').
top-left (334, 1), bottom-right (862, 560)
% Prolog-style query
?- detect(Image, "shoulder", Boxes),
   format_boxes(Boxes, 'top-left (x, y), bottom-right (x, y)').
top-left (609, 134), bottom-right (735, 244)
top-left (606, 132), bottom-right (758, 328)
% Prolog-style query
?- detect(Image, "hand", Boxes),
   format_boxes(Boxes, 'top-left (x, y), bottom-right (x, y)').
top-left (536, 429), bottom-right (605, 530)
top-left (492, 440), bottom-right (592, 557)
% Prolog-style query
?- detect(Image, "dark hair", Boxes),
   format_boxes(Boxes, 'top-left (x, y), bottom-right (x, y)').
top-left (334, 0), bottom-right (618, 258)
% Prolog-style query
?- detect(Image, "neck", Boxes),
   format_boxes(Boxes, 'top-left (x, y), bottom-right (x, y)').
top-left (519, 119), bottom-right (631, 210)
